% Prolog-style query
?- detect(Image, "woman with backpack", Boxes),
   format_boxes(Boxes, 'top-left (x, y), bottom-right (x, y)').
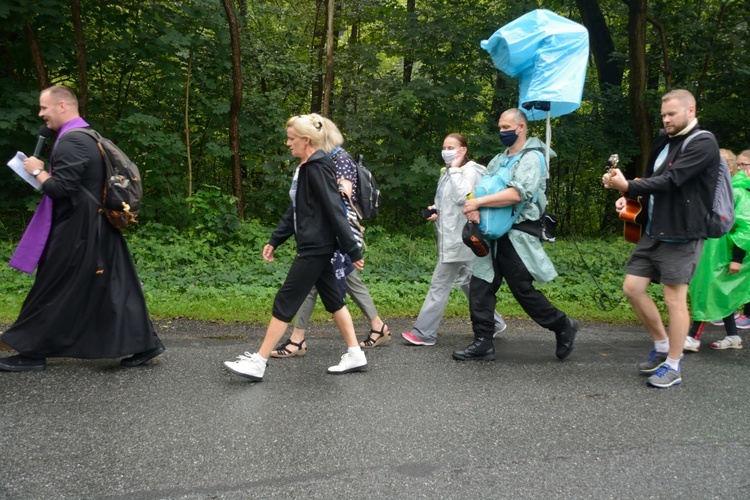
top-left (223, 114), bottom-right (368, 381)
top-left (270, 117), bottom-right (390, 358)
top-left (401, 133), bottom-right (506, 346)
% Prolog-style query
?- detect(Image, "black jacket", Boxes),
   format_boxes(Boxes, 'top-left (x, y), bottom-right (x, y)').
top-left (626, 125), bottom-right (720, 240)
top-left (269, 150), bottom-right (363, 262)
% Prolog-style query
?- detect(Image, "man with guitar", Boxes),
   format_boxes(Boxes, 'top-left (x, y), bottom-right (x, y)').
top-left (602, 89), bottom-right (721, 389)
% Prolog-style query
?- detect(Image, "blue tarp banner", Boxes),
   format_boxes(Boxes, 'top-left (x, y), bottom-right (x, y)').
top-left (481, 9), bottom-right (589, 120)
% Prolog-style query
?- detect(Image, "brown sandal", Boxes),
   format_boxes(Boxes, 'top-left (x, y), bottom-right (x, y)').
top-left (270, 338), bottom-right (307, 358)
top-left (359, 324), bottom-right (390, 348)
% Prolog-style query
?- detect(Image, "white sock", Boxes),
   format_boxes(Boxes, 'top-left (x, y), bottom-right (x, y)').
top-left (654, 339), bottom-right (669, 353)
top-left (348, 346), bottom-right (362, 355)
top-left (664, 357), bottom-right (680, 371)
top-left (257, 354), bottom-right (268, 363)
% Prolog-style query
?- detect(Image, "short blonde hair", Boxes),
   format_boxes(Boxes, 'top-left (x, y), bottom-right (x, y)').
top-left (662, 89), bottom-right (695, 108)
top-left (502, 108), bottom-right (528, 127)
top-left (43, 85), bottom-right (79, 108)
top-left (719, 149), bottom-right (737, 176)
top-left (286, 113), bottom-right (326, 149)
top-left (737, 150), bottom-right (750, 174)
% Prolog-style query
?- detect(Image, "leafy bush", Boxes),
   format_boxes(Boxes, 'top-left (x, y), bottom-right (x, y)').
top-left (0, 221), bottom-right (650, 325)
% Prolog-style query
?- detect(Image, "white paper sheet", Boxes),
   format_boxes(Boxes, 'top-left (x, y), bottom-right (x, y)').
top-left (6, 151), bottom-right (42, 190)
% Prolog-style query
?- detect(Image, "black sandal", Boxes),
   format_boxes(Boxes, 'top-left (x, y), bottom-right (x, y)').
top-left (270, 338), bottom-right (308, 358)
top-left (359, 324), bottom-right (391, 348)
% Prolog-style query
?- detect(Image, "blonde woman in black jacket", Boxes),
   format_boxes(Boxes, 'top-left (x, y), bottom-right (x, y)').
top-left (223, 114), bottom-right (367, 381)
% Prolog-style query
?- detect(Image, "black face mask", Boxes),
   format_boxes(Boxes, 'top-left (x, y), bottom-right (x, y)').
top-left (498, 129), bottom-right (518, 147)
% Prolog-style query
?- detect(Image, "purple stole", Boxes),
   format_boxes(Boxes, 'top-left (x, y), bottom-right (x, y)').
top-left (9, 117), bottom-right (90, 274)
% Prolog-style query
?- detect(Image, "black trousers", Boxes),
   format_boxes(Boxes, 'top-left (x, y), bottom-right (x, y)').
top-left (469, 234), bottom-right (567, 339)
top-left (272, 253), bottom-right (344, 323)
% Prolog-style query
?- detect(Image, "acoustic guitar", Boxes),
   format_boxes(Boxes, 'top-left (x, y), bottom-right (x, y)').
top-left (606, 154), bottom-right (646, 243)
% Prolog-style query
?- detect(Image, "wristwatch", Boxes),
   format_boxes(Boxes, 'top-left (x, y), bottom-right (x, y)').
top-left (31, 168), bottom-right (43, 177)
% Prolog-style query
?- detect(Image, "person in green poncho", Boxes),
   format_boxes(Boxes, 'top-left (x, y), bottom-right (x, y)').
top-left (684, 149), bottom-right (750, 351)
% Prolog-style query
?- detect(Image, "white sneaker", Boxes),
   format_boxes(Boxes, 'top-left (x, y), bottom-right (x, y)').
top-left (711, 336), bottom-right (743, 350)
top-left (327, 350), bottom-right (367, 374)
top-left (683, 336), bottom-right (701, 352)
top-left (493, 321), bottom-right (507, 339)
top-left (223, 352), bottom-right (266, 381)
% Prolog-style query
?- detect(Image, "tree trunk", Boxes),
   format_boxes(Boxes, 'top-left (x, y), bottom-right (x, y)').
top-left (346, 19), bottom-right (360, 114)
top-left (647, 16), bottom-right (671, 89)
top-left (322, 0), bottom-right (334, 117)
top-left (575, 0), bottom-right (622, 88)
top-left (70, 0), bottom-right (89, 117)
top-left (221, 0), bottom-right (246, 218)
top-left (403, 0), bottom-right (415, 85)
top-left (490, 74), bottom-right (512, 124)
top-left (237, 0), bottom-right (247, 17)
top-left (695, 1), bottom-right (729, 101)
top-left (185, 49), bottom-right (193, 202)
top-left (23, 22), bottom-right (49, 90)
top-left (310, 0), bottom-right (326, 113)
top-left (627, 0), bottom-right (651, 178)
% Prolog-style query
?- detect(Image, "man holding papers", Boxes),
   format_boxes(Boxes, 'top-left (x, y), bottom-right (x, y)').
top-left (0, 85), bottom-right (164, 372)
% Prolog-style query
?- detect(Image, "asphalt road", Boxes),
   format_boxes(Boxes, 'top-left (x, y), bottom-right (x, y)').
top-left (1, 318), bottom-right (749, 499)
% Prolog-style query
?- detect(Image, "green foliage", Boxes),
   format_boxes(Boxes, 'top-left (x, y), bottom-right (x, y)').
top-left (0, 222), bottom-right (652, 325)
top-left (186, 185), bottom-right (241, 241)
top-left (0, 0), bottom-right (748, 241)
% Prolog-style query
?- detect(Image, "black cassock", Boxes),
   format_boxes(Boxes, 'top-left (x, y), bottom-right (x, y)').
top-left (2, 128), bottom-right (159, 359)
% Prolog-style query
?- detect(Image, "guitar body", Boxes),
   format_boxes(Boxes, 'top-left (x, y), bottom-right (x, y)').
top-left (619, 196), bottom-right (647, 243)
top-left (605, 154), bottom-right (647, 243)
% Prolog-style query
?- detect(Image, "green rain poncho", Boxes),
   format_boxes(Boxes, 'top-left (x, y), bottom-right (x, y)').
top-left (689, 170), bottom-right (750, 321)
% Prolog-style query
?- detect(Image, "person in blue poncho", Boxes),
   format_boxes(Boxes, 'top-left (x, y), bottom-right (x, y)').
top-left (454, 108), bottom-right (578, 362)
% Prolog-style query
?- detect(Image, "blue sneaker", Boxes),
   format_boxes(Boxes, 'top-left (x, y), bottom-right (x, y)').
top-left (638, 349), bottom-right (668, 374)
top-left (647, 364), bottom-right (682, 388)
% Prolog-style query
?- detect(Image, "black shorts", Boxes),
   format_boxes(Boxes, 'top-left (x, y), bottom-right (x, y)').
top-left (271, 253), bottom-right (345, 323)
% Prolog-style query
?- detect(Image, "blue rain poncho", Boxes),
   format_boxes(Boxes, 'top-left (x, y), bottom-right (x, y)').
top-left (481, 9), bottom-right (589, 120)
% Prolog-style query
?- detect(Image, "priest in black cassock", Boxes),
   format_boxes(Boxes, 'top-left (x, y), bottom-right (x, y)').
top-left (0, 85), bottom-right (164, 372)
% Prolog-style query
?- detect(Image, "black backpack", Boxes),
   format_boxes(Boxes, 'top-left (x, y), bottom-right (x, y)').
top-left (76, 129), bottom-right (143, 229)
top-left (354, 154), bottom-right (381, 220)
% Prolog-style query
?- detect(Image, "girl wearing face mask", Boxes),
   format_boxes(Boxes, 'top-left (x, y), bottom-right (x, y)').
top-left (402, 134), bottom-right (506, 346)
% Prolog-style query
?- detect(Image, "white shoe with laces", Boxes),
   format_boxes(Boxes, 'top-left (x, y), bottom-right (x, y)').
top-left (683, 336), bottom-right (700, 352)
top-left (327, 350), bottom-right (367, 374)
top-left (223, 352), bottom-right (266, 381)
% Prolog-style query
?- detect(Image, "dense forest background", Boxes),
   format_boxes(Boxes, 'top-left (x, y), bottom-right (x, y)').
top-left (1, 0), bottom-right (748, 241)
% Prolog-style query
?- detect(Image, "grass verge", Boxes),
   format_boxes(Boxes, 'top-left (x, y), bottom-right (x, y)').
top-left (0, 222), bottom-right (650, 325)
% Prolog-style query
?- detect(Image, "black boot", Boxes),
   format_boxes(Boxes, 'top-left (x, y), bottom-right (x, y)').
top-left (452, 337), bottom-right (495, 361)
top-left (555, 318), bottom-right (578, 360)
